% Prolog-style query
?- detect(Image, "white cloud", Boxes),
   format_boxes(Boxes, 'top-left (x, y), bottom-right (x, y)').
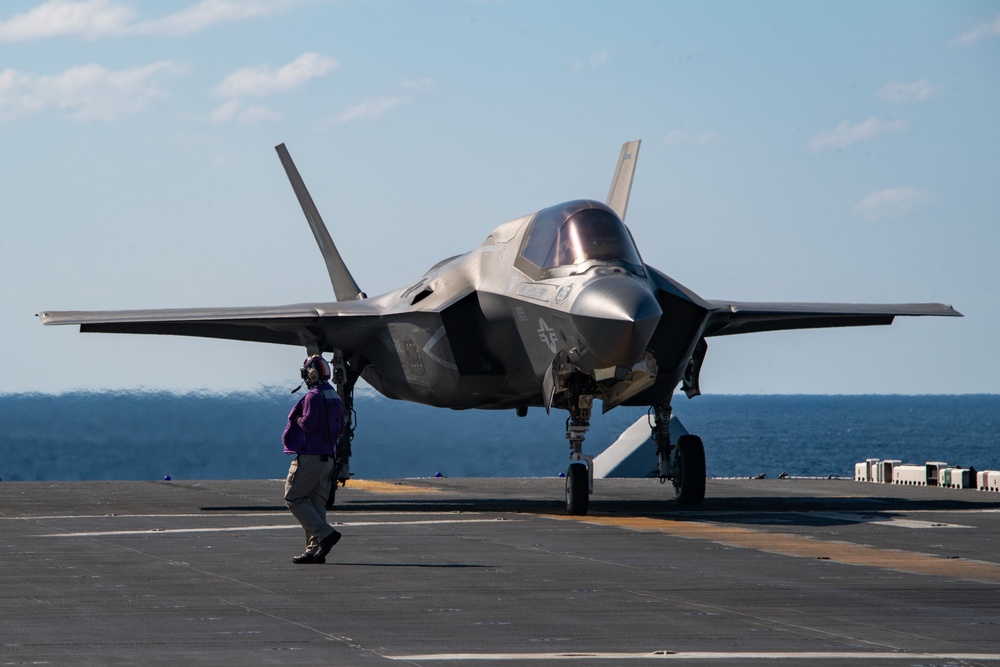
top-left (0, 0), bottom-right (299, 42)
top-left (333, 95), bottom-right (411, 123)
top-left (209, 52), bottom-right (334, 124)
top-left (134, 0), bottom-right (299, 37)
top-left (954, 13), bottom-right (1000, 46)
top-left (208, 99), bottom-right (241, 122)
top-left (573, 47), bottom-right (611, 71)
top-left (0, 0), bottom-right (133, 41)
top-left (209, 100), bottom-right (281, 124)
top-left (589, 47), bottom-right (611, 67)
top-left (664, 130), bottom-right (720, 146)
top-left (332, 78), bottom-right (435, 124)
top-left (807, 117), bottom-right (908, 153)
top-left (878, 79), bottom-right (935, 103)
top-left (214, 52), bottom-right (338, 99)
top-left (854, 187), bottom-right (936, 222)
top-left (0, 61), bottom-right (179, 121)
top-left (400, 78), bottom-right (434, 94)
top-left (236, 104), bottom-right (282, 123)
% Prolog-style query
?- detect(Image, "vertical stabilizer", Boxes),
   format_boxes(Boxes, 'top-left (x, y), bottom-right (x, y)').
top-left (275, 143), bottom-right (365, 301)
top-left (606, 139), bottom-right (641, 222)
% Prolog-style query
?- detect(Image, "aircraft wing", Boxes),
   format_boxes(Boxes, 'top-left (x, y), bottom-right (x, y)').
top-left (702, 300), bottom-right (962, 337)
top-left (37, 300), bottom-right (380, 348)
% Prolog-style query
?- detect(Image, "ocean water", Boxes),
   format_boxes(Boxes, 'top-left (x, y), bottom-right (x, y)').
top-left (0, 392), bottom-right (996, 482)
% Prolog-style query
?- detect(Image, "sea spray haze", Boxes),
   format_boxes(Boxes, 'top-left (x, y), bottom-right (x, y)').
top-left (0, 392), bottom-right (996, 482)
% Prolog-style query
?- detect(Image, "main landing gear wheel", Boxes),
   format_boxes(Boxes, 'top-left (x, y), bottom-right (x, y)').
top-left (325, 478), bottom-right (338, 510)
top-left (566, 463), bottom-right (590, 516)
top-left (325, 458), bottom-right (348, 510)
top-left (673, 434), bottom-right (706, 505)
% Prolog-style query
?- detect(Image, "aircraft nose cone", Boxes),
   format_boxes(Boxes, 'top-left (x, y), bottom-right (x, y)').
top-left (570, 277), bottom-right (661, 370)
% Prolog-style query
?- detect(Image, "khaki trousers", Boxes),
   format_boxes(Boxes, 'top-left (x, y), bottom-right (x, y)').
top-left (284, 454), bottom-right (337, 553)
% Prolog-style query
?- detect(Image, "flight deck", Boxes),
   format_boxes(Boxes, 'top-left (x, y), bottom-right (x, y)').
top-left (2, 477), bottom-right (999, 666)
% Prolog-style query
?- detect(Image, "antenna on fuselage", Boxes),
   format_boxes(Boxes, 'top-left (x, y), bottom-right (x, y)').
top-left (606, 139), bottom-right (641, 223)
top-left (275, 143), bottom-right (365, 301)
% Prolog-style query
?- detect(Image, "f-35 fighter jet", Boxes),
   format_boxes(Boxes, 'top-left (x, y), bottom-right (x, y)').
top-left (39, 141), bottom-right (960, 515)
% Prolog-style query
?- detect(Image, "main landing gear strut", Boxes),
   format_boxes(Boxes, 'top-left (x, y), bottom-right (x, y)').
top-left (652, 404), bottom-right (706, 505)
top-left (326, 350), bottom-right (362, 510)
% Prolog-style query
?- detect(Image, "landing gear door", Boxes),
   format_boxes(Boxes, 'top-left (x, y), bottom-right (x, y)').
top-left (682, 338), bottom-right (708, 399)
top-left (542, 355), bottom-right (558, 413)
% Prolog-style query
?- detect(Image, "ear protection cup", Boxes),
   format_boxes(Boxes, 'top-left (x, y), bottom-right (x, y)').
top-left (300, 355), bottom-right (331, 384)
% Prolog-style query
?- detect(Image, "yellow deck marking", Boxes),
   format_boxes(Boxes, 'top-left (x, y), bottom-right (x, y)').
top-left (345, 480), bottom-right (442, 494)
top-left (388, 651), bottom-right (1000, 661)
top-left (548, 515), bottom-right (1000, 584)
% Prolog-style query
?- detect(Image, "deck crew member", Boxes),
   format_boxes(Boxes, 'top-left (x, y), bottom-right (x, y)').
top-left (282, 355), bottom-right (344, 564)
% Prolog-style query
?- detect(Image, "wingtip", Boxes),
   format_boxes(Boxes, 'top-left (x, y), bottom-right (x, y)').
top-left (930, 303), bottom-right (963, 317)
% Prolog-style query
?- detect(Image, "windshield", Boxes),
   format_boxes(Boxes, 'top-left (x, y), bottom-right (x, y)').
top-left (518, 200), bottom-right (643, 273)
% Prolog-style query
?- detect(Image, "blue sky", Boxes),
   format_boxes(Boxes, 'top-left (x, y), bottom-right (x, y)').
top-left (1, 0), bottom-right (997, 395)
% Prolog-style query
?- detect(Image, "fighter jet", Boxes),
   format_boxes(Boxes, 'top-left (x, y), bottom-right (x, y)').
top-left (38, 141), bottom-right (961, 515)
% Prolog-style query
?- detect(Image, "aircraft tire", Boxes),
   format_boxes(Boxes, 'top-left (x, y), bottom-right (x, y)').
top-left (325, 478), bottom-right (338, 510)
top-left (566, 463), bottom-right (589, 516)
top-left (673, 435), bottom-right (706, 505)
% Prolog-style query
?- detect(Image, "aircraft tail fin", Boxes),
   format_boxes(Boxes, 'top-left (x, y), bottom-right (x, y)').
top-left (275, 143), bottom-right (365, 301)
top-left (606, 139), bottom-right (641, 222)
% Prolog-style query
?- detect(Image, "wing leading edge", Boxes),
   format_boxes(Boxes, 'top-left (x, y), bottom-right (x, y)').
top-left (37, 300), bottom-right (380, 349)
top-left (702, 300), bottom-right (962, 337)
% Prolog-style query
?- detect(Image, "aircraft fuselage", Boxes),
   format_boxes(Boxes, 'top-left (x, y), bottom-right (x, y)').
top-left (331, 200), bottom-right (687, 413)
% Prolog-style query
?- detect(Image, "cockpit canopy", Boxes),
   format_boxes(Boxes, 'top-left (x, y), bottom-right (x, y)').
top-left (515, 200), bottom-right (644, 278)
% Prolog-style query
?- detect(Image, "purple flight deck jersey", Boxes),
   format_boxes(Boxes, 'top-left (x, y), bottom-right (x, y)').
top-left (282, 383), bottom-right (344, 456)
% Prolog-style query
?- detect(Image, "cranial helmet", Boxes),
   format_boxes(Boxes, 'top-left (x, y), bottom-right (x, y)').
top-left (300, 355), bottom-right (332, 387)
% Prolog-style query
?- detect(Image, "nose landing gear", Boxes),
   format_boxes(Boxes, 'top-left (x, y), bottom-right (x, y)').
top-left (565, 394), bottom-right (594, 516)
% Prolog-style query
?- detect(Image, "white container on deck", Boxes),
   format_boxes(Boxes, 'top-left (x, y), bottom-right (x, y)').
top-left (877, 460), bottom-right (901, 484)
top-left (893, 464), bottom-right (928, 486)
top-left (854, 458), bottom-right (884, 482)
top-left (925, 462), bottom-right (949, 486)
top-left (977, 470), bottom-right (1000, 492)
top-left (939, 467), bottom-right (974, 489)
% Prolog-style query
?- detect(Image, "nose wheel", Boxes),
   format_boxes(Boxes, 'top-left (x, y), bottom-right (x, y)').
top-left (565, 462), bottom-right (590, 515)
top-left (564, 393), bottom-right (594, 516)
